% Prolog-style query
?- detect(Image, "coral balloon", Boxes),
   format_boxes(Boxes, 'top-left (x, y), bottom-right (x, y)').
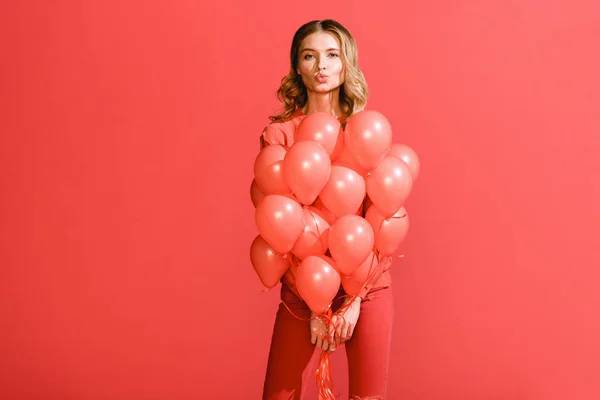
top-left (388, 143), bottom-right (421, 181)
top-left (254, 145), bottom-right (290, 195)
top-left (292, 207), bottom-right (330, 260)
top-left (296, 255), bottom-right (341, 314)
top-left (366, 156), bottom-right (413, 217)
top-left (341, 251), bottom-right (378, 296)
top-left (344, 110), bottom-right (392, 170)
top-left (250, 179), bottom-right (265, 207)
top-left (319, 165), bottom-right (366, 217)
top-left (365, 206), bottom-right (410, 256)
top-left (283, 141), bottom-right (331, 205)
top-left (329, 215), bottom-right (374, 276)
top-left (250, 235), bottom-right (290, 288)
top-left (295, 112), bottom-right (342, 156)
top-left (255, 195), bottom-right (305, 254)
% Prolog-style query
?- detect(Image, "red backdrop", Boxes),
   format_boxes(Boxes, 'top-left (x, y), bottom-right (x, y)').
top-left (2, 1), bottom-right (600, 399)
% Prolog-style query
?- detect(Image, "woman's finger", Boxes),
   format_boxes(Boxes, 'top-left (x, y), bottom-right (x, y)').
top-left (310, 320), bottom-right (319, 345)
top-left (335, 315), bottom-right (344, 342)
top-left (328, 327), bottom-right (336, 352)
top-left (328, 316), bottom-right (337, 346)
top-left (348, 321), bottom-right (356, 339)
top-left (341, 318), bottom-right (351, 341)
top-left (321, 335), bottom-right (330, 352)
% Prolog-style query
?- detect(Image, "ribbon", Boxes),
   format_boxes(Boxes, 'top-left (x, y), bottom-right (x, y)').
top-left (316, 340), bottom-right (337, 400)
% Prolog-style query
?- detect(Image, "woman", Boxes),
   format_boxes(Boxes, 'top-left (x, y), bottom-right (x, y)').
top-left (260, 20), bottom-right (394, 400)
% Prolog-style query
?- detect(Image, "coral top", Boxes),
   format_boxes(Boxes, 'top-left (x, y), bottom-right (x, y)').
top-left (259, 109), bottom-right (392, 299)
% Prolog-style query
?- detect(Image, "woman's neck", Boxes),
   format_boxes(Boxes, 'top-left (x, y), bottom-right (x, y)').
top-left (301, 88), bottom-right (343, 118)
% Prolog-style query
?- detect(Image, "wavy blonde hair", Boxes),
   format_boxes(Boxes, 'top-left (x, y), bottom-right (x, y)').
top-left (269, 20), bottom-right (369, 122)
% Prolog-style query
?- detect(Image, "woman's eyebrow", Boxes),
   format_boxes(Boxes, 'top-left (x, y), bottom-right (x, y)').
top-left (300, 48), bottom-right (340, 53)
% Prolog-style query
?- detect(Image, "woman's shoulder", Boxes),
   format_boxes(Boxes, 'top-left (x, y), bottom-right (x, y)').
top-left (260, 110), bottom-right (305, 148)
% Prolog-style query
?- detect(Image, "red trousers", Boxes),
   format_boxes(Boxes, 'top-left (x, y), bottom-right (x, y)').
top-left (262, 283), bottom-right (394, 400)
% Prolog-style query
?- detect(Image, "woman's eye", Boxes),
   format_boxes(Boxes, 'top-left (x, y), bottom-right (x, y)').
top-left (304, 54), bottom-right (314, 60)
top-left (328, 53), bottom-right (339, 58)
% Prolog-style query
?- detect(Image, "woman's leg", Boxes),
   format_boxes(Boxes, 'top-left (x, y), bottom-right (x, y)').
top-left (262, 284), bottom-right (319, 400)
top-left (345, 286), bottom-right (394, 400)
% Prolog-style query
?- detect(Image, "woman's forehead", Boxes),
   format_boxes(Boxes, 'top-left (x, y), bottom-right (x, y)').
top-left (300, 32), bottom-right (340, 51)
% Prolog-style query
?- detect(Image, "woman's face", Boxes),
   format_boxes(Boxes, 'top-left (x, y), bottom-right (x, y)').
top-left (296, 31), bottom-right (345, 94)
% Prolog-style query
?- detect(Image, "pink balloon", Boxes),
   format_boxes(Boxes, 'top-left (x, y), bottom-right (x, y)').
top-left (341, 251), bottom-right (378, 296)
top-left (334, 145), bottom-right (368, 177)
top-left (312, 197), bottom-right (338, 226)
top-left (292, 207), bottom-right (330, 260)
top-left (388, 143), bottom-right (420, 181)
top-left (319, 165), bottom-right (366, 218)
top-left (366, 156), bottom-right (413, 217)
top-left (283, 141), bottom-right (331, 205)
top-left (295, 112), bottom-right (342, 156)
top-left (296, 255), bottom-right (341, 314)
top-left (255, 195), bottom-right (305, 254)
top-left (365, 206), bottom-right (409, 256)
top-left (329, 215), bottom-right (374, 276)
top-left (254, 145), bottom-right (290, 195)
top-left (344, 110), bottom-right (393, 170)
top-left (250, 179), bottom-right (265, 208)
top-left (250, 235), bottom-right (290, 288)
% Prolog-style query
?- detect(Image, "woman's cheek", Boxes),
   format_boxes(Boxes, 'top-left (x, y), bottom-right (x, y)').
top-left (337, 64), bottom-right (345, 82)
top-left (334, 62), bottom-right (344, 76)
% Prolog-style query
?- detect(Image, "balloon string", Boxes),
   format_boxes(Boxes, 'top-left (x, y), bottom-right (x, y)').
top-left (316, 349), bottom-right (337, 400)
top-left (316, 309), bottom-right (338, 399)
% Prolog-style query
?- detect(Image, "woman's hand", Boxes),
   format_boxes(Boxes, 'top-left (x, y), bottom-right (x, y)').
top-left (310, 312), bottom-right (333, 352)
top-left (330, 296), bottom-right (361, 349)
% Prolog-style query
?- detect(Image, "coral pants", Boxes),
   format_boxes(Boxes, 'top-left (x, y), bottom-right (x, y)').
top-left (262, 284), bottom-right (394, 400)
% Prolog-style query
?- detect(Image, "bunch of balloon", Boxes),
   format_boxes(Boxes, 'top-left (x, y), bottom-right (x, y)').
top-left (249, 110), bottom-right (419, 399)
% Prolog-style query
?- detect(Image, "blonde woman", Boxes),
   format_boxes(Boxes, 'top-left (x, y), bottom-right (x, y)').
top-left (260, 20), bottom-right (394, 400)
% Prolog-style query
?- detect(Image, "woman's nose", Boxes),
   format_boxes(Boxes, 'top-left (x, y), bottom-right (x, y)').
top-left (317, 58), bottom-right (327, 70)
